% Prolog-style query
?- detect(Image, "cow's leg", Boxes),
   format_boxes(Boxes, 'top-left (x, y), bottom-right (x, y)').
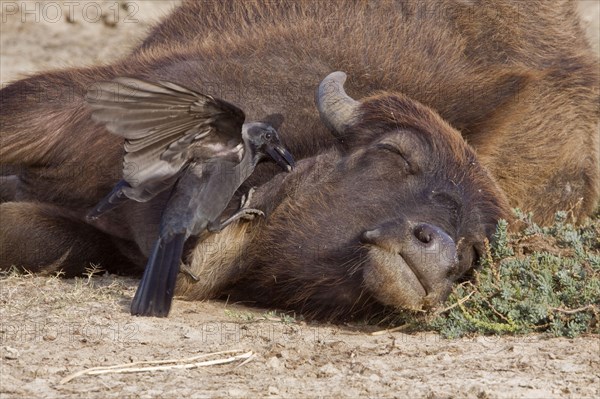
top-left (0, 202), bottom-right (138, 277)
top-left (0, 66), bottom-right (128, 208)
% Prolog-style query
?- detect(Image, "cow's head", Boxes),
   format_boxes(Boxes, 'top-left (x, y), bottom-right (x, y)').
top-left (225, 72), bottom-right (512, 319)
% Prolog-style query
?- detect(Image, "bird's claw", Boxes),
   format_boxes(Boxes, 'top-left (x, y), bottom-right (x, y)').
top-left (207, 194), bottom-right (265, 233)
top-left (180, 263), bottom-right (199, 281)
top-left (237, 208), bottom-right (265, 221)
top-left (236, 187), bottom-right (264, 221)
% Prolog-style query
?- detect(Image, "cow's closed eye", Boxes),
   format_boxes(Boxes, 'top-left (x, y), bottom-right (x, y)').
top-left (376, 143), bottom-right (413, 171)
top-left (376, 142), bottom-right (403, 155)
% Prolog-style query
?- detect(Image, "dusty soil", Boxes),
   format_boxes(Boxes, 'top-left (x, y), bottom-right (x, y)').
top-left (1, 1), bottom-right (599, 398)
top-left (2, 274), bottom-right (599, 399)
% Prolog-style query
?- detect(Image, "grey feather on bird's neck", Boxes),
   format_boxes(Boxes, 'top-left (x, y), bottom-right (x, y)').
top-left (237, 128), bottom-right (263, 182)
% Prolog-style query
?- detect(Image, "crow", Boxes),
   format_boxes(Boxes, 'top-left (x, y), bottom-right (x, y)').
top-left (85, 78), bottom-right (295, 316)
top-left (86, 78), bottom-right (293, 215)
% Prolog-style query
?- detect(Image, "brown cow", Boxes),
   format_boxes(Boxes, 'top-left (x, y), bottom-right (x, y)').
top-left (0, 0), bottom-right (598, 319)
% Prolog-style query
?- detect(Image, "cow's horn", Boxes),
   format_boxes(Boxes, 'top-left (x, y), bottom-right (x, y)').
top-left (315, 71), bottom-right (359, 135)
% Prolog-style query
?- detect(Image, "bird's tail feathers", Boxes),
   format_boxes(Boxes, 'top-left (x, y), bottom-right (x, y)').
top-left (130, 233), bottom-right (186, 317)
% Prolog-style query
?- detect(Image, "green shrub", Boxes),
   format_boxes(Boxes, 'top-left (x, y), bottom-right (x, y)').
top-left (421, 209), bottom-right (600, 338)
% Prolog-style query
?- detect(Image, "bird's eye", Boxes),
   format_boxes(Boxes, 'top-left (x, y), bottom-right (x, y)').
top-left (265, 132), bottom-right (272, 140)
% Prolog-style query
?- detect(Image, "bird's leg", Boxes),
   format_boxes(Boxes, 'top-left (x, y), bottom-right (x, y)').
top-left (179, 238), bottom-right (201, 281)
top-left (240, 187), bottom-right (255, 207)
top-left (207, 188), bottom-right (265, 233)
top-left (180, 263), bottom-right (199, 281)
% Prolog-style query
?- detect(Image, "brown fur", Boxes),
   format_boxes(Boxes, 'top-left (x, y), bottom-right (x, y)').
top-left (0, 0), bottom-right (597, 319)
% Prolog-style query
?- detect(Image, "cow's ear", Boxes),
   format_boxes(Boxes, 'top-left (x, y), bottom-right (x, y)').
top-left (315, 71), bottom-right (360, 139)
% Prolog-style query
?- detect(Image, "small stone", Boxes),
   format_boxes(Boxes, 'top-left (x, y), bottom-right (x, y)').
top-left (369, 373), bottom-right (381, 382)
top-left (318, 363), bottom-right (340, 377)
top-left (266, 356), bottom-right (282, 370)
top-left (268, 386), bottom-right (279, 395)
top-left (3, 346), bottom-right (18, 360)
top-left (43, 334), bottom-right (57, 341)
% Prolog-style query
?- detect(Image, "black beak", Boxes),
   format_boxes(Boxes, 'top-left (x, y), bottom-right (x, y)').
top-left (266, 145), bottom-right (295, 172)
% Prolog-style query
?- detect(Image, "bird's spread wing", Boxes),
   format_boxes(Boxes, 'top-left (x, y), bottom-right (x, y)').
top-left (86, 77), bottom-right (246, 190)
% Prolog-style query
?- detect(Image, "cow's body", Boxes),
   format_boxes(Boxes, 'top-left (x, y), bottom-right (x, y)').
top-left (1, 0), bottom-right (598, 319)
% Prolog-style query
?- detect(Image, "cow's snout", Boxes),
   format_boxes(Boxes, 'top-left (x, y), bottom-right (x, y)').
top-left (361, 220), bottom-right (458, 302)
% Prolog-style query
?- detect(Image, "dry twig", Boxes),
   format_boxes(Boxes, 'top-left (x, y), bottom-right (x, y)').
top-left (59, 349), bottom-right (253, 384)
top-left (370, 324), bottom-right (411, 336)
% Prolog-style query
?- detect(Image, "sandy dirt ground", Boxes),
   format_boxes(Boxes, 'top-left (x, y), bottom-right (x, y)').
top-left (1, 1), bottom-right (599, 398)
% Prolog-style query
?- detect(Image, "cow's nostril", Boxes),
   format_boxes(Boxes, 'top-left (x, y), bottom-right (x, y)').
top-left (413, 225), bottom-right (433, 244)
